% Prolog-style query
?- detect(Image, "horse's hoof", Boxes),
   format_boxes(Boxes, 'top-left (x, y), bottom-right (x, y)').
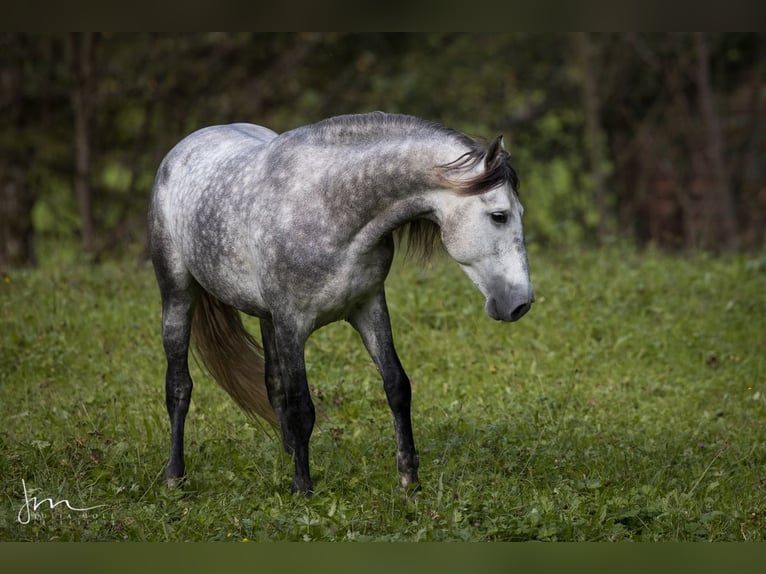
top-left (400, 476), bottom-right (421, 499)
top-left (166, 477), bottom-right (182, 489)
top-left (291, 478), bottom-right (314, 496)
top-left (406, 484), bottom-right (421, 500)
top-left (400, 474), bottom-right (420, 489)
top-left (165, 473), bottom-right (186, 489)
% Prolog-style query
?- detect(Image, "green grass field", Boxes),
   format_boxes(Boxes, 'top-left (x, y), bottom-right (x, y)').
top-left (1, 245), bottom-right (765, 541)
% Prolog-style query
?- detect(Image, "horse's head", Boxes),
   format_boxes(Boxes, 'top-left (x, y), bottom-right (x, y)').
top-left (434, 136), bottom-right (534, 322)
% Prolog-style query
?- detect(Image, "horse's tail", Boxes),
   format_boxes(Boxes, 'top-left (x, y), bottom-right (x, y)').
top-left (191, 290), bottom-right (279, 429)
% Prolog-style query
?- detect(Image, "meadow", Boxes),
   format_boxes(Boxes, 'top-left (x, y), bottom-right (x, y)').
top-left (1, 245), bottom-right (765, 541)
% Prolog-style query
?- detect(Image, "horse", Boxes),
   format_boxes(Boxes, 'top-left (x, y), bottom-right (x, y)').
top-left (148, 112), bottom-right (534, 494)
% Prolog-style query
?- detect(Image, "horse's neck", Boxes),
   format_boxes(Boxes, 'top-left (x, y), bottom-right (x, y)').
top-left (269, 126), bottom-right (470, 251)
top-left (296, 117), bottom-right (467, 191)
top-left (341, 136), bottom-right (463, 198)
top-left (328, 138), bottom-right (463, 252)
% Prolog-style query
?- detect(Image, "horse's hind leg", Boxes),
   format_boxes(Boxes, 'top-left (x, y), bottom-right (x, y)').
top-left (160, 285), bottom-right (197, 486)
top-left (151, 247), bottom-right (198, 486)
top-left (349, 290), bottom-right (420, 490)
top-left (260, 318), bottom-right (292, 455)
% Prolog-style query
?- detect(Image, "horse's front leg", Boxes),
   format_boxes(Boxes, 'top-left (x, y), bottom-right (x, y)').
top-left (269, 317), bottom-right (315, 494)
top-left (349, 290), bottom-right (420, 491)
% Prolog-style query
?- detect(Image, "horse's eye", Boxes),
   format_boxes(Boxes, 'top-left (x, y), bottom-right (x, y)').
top-left (490, 212), bottom-right (508, 225)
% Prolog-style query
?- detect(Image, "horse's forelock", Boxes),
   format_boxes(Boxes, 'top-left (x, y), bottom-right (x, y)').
top-left (434, 138), bottom-right (520, 195)
top-left (397, 138), bottom-right (521, 262)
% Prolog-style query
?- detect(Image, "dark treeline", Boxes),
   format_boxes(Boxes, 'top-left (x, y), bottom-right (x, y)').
top-left (1, 33), bottom-right (764, 267)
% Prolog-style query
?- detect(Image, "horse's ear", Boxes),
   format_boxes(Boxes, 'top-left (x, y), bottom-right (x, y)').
top-left (485, 135), bottom-right (505, 169)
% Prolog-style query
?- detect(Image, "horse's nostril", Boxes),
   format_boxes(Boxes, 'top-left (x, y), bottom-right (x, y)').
top-left (510, 302), bottom-right (531, 321)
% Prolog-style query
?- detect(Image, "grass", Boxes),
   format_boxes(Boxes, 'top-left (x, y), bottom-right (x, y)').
top-left (1, 245), bottom-right (765, 541)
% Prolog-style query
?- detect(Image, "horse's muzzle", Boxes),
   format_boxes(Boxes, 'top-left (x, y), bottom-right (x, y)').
top-left (485, 285), bottom-right (534, 322)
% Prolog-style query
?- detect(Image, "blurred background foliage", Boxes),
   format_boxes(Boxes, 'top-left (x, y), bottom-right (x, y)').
top-left (1, 33), bottom-right (764, 267)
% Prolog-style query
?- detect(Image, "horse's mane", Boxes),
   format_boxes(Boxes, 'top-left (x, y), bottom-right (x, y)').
top-left (310, 111), bottom-right (519, 185)
top-left (306, 112), bottom-right (521, 260)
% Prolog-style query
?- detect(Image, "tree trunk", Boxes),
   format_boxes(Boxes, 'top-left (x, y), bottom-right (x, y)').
top-left (0, 33), bottom-right (36, 268)
top-left (693, 32), bottom-right (737, 251)
top-left (67, 32), bottom-right (97, 256)
top-left (575, 32), bottom-right (610, 242)
top-left (0, 175), bottom-right (36, 268)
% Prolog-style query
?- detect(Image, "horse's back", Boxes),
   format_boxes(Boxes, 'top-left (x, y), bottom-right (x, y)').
top-left (185, 122), bottom-right (279, 145)
top-left (149, 123), bottom-right (279, 298)
top-left (218, 123), bottom-right (280, 144)
top-left (159, 122), bottom-right (278, 175)
top-left (151, 122), bottom-right (278, 214)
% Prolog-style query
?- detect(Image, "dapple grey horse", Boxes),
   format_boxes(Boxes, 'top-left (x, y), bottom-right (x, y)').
top-left (148, 112), bottom-right (533, 494)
